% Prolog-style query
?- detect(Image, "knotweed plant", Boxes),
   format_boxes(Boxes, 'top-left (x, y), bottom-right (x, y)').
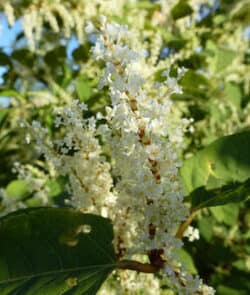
top-left (23, 17), bottom-right (215, 294)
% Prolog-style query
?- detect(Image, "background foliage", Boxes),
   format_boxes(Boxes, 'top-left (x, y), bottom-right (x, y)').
top-left (0, 0), bottom-right (249, 294)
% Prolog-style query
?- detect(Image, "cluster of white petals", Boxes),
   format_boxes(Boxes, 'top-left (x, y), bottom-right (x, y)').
top-left (90, 15), bottom-right (189, 255)
top-left (26, 100), bottom-right (116, 218)
top-left (99, 270), bottom-right (161, 295)
top-left (87, 17), bottom-right (213, 294)
top-left (183, 225), bottom-right (200, 242)
top-left (2, 0), bottom-right (127, 51)
top-left (23, 16), bottom-right (215, 295)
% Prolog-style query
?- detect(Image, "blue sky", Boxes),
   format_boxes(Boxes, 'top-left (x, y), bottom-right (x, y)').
top-left (0, 14), bottom-right (23, 106)
top-left (0, 13), bottom-right (79, 106)
top-left (0, 13), bottom-right (22, 53)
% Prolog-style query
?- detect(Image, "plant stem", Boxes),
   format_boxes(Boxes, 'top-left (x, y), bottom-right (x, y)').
top-left (175, 209), bottom-right (199, 239)
top-left (118, 260), bottom-right (160, 273)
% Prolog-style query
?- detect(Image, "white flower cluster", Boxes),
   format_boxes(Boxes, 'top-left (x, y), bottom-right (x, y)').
top-left (88, 17), bottom-right (213, 294)
top-left (183, 226), bottom-right (200, 242)
top-left (89, 15), bottom-right (189, 255)
top-left (2, 0), bottom-right (127, 51)
top-left (161, 265), bottom-right (215, 295)
top-left (27, 100), bottom-right (115, 217)
top-left (25, 16), bottom-right (214, 295)
top-left (99, 270), bottom-right (161, 295)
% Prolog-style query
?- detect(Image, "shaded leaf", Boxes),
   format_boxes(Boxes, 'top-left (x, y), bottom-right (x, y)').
top-left (231, 0), bottom-right (250, 24)
top-left (0, 108), bottom-right (8, 128)
top-left (197, 216), bottom-right (214, 242)
top-left (0, 53), bottom-right (11, 67)
top-left (72, 45), bottom-right (90, 63)
top-left (187, 179), bottom-right (250, 209)
top-left (171, 0), bottom-right (193, 20)
top-left (0, 208), bottom-right (117, 294)
top-left (12, 49), bottom-right (35, 67)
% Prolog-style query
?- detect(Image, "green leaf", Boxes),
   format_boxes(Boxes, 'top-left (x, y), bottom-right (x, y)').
top-left (217, 285), bottom-right (248, 295)
top-left (197, 216), bottom-right (214, 242)
top-left (210, 203), bottom-right (239, 226)
top-left (76, 75), bottom-right (93, 102)
top-left (44, 46), bottom-right (66, 67)
top-left (233, 258), bottom-right (250, 273)
top-left (206, 41), bottom-right (236, 73)
top-left (0, 52), bottom-right (11, 67)
top-left (231, 0), bottom-right (250, 24)
top-left (216, 48), bottom-right (236, 73)
top-left (12, 49), bottom-right (35, 67)
top-left (0, 108), bottom-right (8, 128)
top-left (171, 0), bottom-right (193, 20)
top-left (72, 45), bottom-right (90, 63)
top-left (174, 248), bottom-right (197, 274)
top-left (180, 70), bottom-right (209, 88)
top-left (181, 132), bottom-right (250, 209)
top-left (188, 179), bottom-right (250, 209)
top-left (0, 208), bottom-right (117, 295)
top-left (181, 131), bottom-right (250, 194)
top-left (224, 82), bottom-right (242, 109)
top-left (6, 179), bottom-right (29, 200)
top-left (0, 90), bottom-right (24, 100)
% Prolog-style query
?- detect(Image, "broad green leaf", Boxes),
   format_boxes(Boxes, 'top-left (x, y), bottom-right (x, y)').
top-left (188, 179), bottom-right (250, 209)
top-left (180, 70), bottom-right (209, 88)
top-left (206, 41), bottom-right (236, 73)
top-left (232, 258), bottom-right (250, 273)
top-left (0, 52), bottom-right (11, 66)
top-left (231, 0), bottom-right (250, 24)
top-left (224, 82), bottom-right (242, 109)
top-left (46, 178), bottom-right (64, 198)
top-left (72, 45), bottom-right (90, 63)
top-left (216, 48), bottom-right (236, 73)
top-left (0, 207), bottom-right (117, 295)
top-left (76, 75), bottom-right (93, 102)
top-left (6, 179), bottom-right (29, 200)
top-left (44, 46), bottom-right (66, 67)
top-left (197, 216), bottom-right (214, 242)
top-left (181, 132), bottom-right (250, 194)
top-left (210, 203), bottom-right (239, 226)
top-left (12, 49), bottom-right (35, 67)
top-left (217, 285), bottom-right (248, 295)
top-left (181, 132), bottom-right (250, 208)
top-left (171, 0), bottom-right (193, 20)
top-left (174, 248), bottom-right (197, 274)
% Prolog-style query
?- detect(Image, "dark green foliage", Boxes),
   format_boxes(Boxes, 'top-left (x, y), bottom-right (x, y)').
top-left (188, 179), bottom-right (250, 209)
top-left (0, 208), bottom-right (117, 294)
top-left (171, 0), bottom-right (193, 20)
